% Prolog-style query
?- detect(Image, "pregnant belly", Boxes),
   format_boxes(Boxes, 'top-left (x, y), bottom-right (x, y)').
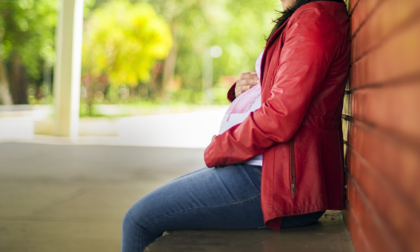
top-left (219, 85), bottom-right (261, 134)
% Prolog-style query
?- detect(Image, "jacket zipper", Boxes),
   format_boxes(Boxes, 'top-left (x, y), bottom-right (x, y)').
top-left (289, 139), bottom-right (296, 199)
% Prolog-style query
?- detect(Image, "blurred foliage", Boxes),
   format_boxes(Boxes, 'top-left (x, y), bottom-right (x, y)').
top-left (82, 0), bottom-right (171, 85)
top-left (1, 0), bottom-right (282, 114)
top-left (0, 0), bottom-right (95, 105)
top-left (91, 0), bottom-right (280, 105)
top-left (0, 0), bottom-right (57, 104)
top-left (81, 0), bottom-right (172, 114)
top-left (0, 0), bottom-right (56, 76)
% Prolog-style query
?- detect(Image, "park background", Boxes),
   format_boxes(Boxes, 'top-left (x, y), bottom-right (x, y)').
top-left (0, 0), bottom-right (284, 147)
top-left (0, 0), bottom-right (280, 116)
top-left (1, 0), bottom-right (420, 251)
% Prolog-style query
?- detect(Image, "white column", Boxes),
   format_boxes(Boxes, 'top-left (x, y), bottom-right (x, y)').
top-left (53, 0), bottom-right (84, 139)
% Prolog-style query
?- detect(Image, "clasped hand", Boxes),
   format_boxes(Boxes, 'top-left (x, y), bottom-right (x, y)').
top-left (208, 72), bottom-right (260, 147)
top-left (235, 72), bottom-right (259, 98)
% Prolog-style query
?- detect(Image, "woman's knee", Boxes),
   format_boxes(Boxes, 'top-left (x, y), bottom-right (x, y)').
top-left (122, 204), bottom-right (140, 233)
top-left (123, 198), bottom-right (153, 233)
top-left (123, 202), bottom-right (163, 240)
top-left (122, 203), bottom-right (162, 252)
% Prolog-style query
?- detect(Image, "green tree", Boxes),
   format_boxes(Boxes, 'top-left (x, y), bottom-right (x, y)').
top-left (0, 0), bottom-right (57, 104)
top-left (133, 0), bottom-right (279, 103)
top-left (0, 0), bottom-right (96, 105)
top-left (81, 0), bottom-right (172, 114)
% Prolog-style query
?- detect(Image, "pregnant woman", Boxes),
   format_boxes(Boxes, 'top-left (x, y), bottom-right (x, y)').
top-left (122, 0), bottom-right (350, 251)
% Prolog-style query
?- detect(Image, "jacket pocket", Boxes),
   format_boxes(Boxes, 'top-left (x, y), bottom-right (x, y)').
top-left (289, 139), bottom-right (296, 199)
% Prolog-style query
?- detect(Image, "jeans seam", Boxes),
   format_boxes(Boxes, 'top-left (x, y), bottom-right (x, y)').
top-left (251, 167), bottom-right (262, 175)
top-left (169, 168), bottom-right (207, 183)
top-left (128, 212), bottom-right (144, 237)
top-left (128, 213), bottom-right (157, 243)
top-left (138, 219), bottom-right (144, 246)
top-left (143, 194), bottom-right (261, 230)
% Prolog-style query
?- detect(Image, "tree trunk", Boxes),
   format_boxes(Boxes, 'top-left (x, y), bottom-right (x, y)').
top-left (0, 55), bottom-right (13, 105)
top-left (161, 25), bottom-right (178, 99)
top-left (10, 53), bottom-right (28, 104)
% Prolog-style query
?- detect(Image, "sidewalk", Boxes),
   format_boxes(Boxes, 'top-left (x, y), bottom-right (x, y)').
top-left (0, 142), bottom-right (204, 252)
top-left (0, 142), bottom-right (354, 252)
top-left (0, 106), bottom-right (228, 148)
top-left (0, 107), bottom-right (354, 251)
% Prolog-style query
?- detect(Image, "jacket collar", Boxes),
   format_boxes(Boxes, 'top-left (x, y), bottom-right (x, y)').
top-left (260, 18), bottom-right (290, 83)
top-left (265, 18), bottom-right (290, 49)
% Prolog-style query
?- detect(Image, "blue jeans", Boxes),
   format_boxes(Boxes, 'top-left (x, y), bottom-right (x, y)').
top-left (122, 164), bottom-right (325, 252)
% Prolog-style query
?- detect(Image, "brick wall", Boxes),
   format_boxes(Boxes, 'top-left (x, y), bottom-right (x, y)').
top-left (343, 0), bottom-right (420, 251)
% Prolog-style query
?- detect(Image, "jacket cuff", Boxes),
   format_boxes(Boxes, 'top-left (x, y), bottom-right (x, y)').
top-left (204, 144), bottom-right (215, 168)
top-left (227, 82), bottom-right (237, 102)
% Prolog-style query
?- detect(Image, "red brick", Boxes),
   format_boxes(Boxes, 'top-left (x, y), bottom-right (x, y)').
top-left (344, 201), bottom-right (371, 252)
top-left (350, 0), bottom-right (383, 36)
top-left (349, 0), bottom-right (359, 14)
top-left (352, 0), bottom-right (420, 63)
top-left (348, 124), bottom-right (420, 252)
top-left (350, 18), bottom-right (420, 88)
top-left (346, 173), bottom-right (400, 252)
top-left (351, 81), bottom-right (420, 142)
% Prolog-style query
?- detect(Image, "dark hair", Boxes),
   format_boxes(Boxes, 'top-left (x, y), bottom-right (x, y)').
top-left (267, 0), bottom-right (345, 41)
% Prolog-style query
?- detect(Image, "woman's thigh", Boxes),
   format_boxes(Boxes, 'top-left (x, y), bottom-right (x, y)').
top-left (124, 164), bottom-right (265, 235)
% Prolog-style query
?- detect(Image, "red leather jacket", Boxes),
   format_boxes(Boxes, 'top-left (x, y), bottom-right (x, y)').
top-left (204, 1), bottom-right (350, 230)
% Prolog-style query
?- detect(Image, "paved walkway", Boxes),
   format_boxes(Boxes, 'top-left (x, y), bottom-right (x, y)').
top-left (0, 142), bottom-right (354, 252)
top-left (0, 106), bottom-right (228, 148)
top-left (0, 142), bottom-right (203, 252)
top-left (147, 211), bottom-right (354, 252)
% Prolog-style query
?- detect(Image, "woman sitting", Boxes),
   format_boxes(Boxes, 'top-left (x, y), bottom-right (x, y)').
top-left (122, 0), bottom-right (350, 251)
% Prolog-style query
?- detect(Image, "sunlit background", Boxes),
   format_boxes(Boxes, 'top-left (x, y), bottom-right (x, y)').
top-left (2, 0), bottom-right (420, 251)
top-left (0, 1), bottom-right (284, 251)
top-left (0, 0), bottom-right (281, 147)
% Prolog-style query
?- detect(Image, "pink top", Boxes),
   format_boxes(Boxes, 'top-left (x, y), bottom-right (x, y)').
top-left (218, 51), bottom-right (264, 166)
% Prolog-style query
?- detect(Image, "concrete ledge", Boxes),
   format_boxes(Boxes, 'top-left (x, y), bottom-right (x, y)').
top-left (0, 117), bottom-right (34, 140)
top-left (146, 210), bottom-right (354, 252)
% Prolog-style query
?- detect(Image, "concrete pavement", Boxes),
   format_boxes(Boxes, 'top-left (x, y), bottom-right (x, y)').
top-left (0, 142), bottom-right (354, 252)
top-left (0, 105), bottom-right (228, 148)
top-left (0, 143), bottom-right (203, 252)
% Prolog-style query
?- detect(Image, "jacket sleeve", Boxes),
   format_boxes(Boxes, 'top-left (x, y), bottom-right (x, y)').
top-left (227, 82), bottom-right (236, 102)
top-left (204, 8), bottom-right (340, 168)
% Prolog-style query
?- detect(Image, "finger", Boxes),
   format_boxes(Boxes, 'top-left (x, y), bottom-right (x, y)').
top-left (248, 79), bottom-right (259, 86)
top-left (251, 75), bottom-right (260, 82)
top-left (237, 78), bottom-right (258, 87)
top-left (244, 75), bottom-right (259, 83)
top-left (235, 88), bottom-right (241, 97)
top-left (239, 72), bottom-right (257, 79)
top-left (238, 84), bottom-right (254, 94)
top-left (244, 78), bottom-right (259, 86)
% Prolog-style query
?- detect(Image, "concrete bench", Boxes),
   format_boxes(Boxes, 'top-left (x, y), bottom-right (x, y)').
top-left (145, 210), bottom-right (354, 252)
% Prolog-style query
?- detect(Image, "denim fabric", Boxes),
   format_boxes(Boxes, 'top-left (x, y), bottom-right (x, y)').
top-left (122, 164), bottom-right (325, 252)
